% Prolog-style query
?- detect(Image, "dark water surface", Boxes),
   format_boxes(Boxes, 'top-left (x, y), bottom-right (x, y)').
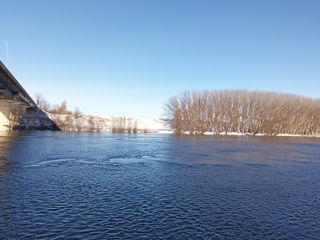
top-left (0, 131), bottom-right (320, 239)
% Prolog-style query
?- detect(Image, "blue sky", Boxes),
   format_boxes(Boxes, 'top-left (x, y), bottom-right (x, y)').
top-left (1, 0), bottom-right (319, 118)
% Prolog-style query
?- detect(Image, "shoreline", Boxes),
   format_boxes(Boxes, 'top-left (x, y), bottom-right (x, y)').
top-left (171, 131), bottom-right (320, 138)
top-left (2, 127), bottom-right (320, 138)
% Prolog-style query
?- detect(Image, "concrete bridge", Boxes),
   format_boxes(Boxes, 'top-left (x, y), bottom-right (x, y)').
top-left (0, 61), bottom-right (57, 130)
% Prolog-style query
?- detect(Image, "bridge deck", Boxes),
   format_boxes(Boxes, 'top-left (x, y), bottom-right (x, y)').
top-left (0, 61), bottom-right (36, 107)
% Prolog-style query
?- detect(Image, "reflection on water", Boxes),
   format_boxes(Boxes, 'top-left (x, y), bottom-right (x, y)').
top-left (0, 131), bottom-right (19, 177)
top-left (0, 131), bottom-right (320, 239)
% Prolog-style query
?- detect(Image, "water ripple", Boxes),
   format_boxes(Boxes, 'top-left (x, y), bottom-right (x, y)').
top-left (0, 132), bottom-right (320, 239)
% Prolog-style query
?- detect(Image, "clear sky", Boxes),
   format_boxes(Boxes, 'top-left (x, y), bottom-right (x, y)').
top-left (1, 0), bottom-right (319, 118)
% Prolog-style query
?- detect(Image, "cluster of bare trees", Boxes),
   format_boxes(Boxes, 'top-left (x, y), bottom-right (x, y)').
top-left (35, 94), bottom-right (143, 133)
top-left (35, 94), bottom-right (74, 115)
top-left (50, 114), bottom-right (106, 132)
top-left (35, 93), bottom-right (89, 131)
top-left (111, 117), bottom-right (138, 133)
top-left (164, 90), bottom-right (320, 136)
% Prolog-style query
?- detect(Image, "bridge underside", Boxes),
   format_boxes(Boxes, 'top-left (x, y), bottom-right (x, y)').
top-left (0, 61), bottom-right (59, 131)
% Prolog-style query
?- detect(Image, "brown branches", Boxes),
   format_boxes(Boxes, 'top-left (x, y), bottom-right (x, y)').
top-left (111, 117), bottom-right (138, 133)
top-left (164, 90), bottom-right (320, 136)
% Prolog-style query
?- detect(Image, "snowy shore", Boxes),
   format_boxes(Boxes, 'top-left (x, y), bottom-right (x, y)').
top-left (45, 113), bottom-right (320, 137)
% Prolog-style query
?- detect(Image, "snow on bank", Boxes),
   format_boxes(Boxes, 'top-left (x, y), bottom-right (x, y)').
top-left (129, 118), bottom-right (169, 132)
top-left (46, 113), bottom-right (320, 137)
top-left (202, 132), bottom-right (320, 137)
top-left (47, 113), bottom-right (172, 133)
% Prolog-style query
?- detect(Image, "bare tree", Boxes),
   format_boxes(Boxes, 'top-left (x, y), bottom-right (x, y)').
top-left (165, 90), bottom-right (320, 136)
top-left (73, 108), bottom-right (82, 119)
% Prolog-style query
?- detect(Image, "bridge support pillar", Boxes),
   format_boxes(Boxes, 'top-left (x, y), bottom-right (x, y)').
top-left (0, 99), bottom-right (11, 130)
top-left (0, 99), bottom-right (27, 130)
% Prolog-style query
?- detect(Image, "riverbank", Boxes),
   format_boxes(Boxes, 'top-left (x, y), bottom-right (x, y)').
top-left (47, 113), bottom-right (171, 133)
top-left (41, 113), bottom-right (320, 138)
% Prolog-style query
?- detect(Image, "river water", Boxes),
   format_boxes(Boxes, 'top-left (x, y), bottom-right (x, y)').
top-left (0, 131), bottom-right (319, 239)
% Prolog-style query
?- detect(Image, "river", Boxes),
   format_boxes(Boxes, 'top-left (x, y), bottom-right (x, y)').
top-left (0, 131), bottom-right (319, 239)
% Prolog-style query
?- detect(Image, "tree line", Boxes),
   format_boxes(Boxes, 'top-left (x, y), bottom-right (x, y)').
top-left (35, 93), bottom-right (81, 116)
top-left (111, 116), bottom-right (138, 133)
top-left (164, 90), bottom-right (320, 136)
top-left (34, 94), bottom-right (143, 133)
